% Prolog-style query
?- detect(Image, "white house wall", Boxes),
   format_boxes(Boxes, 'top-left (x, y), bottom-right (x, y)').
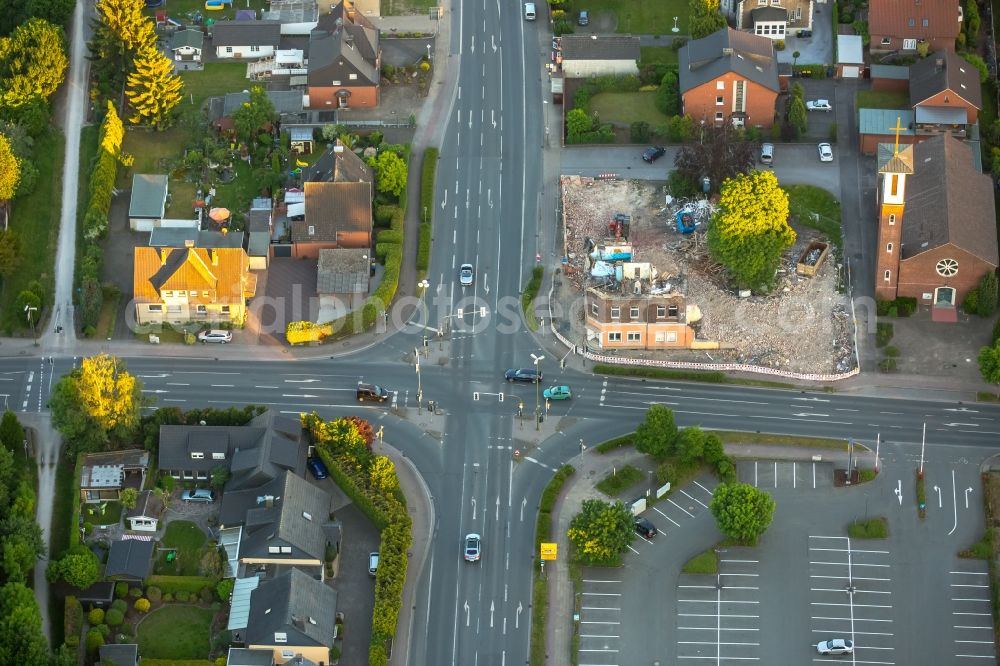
top-left (563, 61), bottom-right (639, 78)
top-left (215, 45), bottom-right (277, 60)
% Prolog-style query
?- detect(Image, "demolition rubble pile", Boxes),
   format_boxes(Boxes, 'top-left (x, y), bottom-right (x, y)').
top-left (560, 176), bottom-right (855, 374)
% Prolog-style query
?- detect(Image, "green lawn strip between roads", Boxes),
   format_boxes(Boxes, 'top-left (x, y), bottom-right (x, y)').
top-left (846, 517), bottom-right (888, 539)
top-left (709, 430), bottom-right (849, 451)
top-left (530, 465), bottom-right (575, 666)
top-left (137, 605), bottom-right (215, 660)
top-left (522, 265), bottom-right (544, 331)
top-left (682, 548), bottom-right (719, 574)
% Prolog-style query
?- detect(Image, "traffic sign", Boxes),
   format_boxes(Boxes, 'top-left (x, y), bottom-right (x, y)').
top-left (540, 542), bottom-right (557, 560)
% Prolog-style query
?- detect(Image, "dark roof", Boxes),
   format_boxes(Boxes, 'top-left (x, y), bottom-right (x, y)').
top-left (317, 248), bottom-right (370, 293)
top-left (679, 28), bottom-right (779, 94)
top-left (559, 35), bottom-right (641, 61)
top-left (909, 50), bottom-right (982, 110)
top-left (82, 449), bottom-right (150, 469)
top-left (222, 90), bottom-right (305, 117)
top-left (307, 4), bottom-right (379, 87)
top-left (750, 5), bottom-right (788, 22)
top-left (105, 539), bottom-right (154, 581)
top-left (294, 181), bottom-right (372, 244)
top-left (126, 490), bottom-right (164, 520)
top-left (77, 581), bottom-right (115, 606)
top-left (148, 227), bottom-right (246, 249)
top-left (247, 209), bottom-right (271, 233)
top-left (129, 174), bottom-right (168, 219)
top-left (226, 648), bottom-right (277, 666)
top-left (210, 20), bottom-right (282, 48)
top-left (170, 29), bottom-right (204, 51)
top-left (899, 134), bottom-right (998, 266)
top-left (99, 643), bottom-right (138, 666)
top-left (301, 139), bottom-right (373, 185)
top-left (871, 64), bottom-right (909, 80)
top-left (246, 569), bottom-right (337, 649)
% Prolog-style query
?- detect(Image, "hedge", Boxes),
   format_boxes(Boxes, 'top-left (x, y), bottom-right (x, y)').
top-left (286, 320), bottom-right (334, 345)
top-left (141, 661), bottom-right (215, 666)
top-left (420, 147), bottom-right (438, 224)
top-left (417, 222), bottom-right (431, 271)
top-left (64, 595), bottom-right (82, 643)
top-left (521, 265), bottom-right (544, 331)
top-left (595, 434), bottom-right (633, 453)
top-left (143, 576), bottom-right (215, 595)
top-left (69, 455), bottom-right (84, 548)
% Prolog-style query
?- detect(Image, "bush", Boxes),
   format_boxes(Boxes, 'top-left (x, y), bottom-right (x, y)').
top-left (630, 121), bottom-right (651, 143)
top-left (200, 586), bottom-right (215, 603)
top-left (105, 608), bottom-right (124, 626)
top-left (847, 517), bottom-right (888, 539)
top-left (978, 272), bottom-right (998, 317)
top-left (656, 461), bottom-right (677, 485)
top-left (417, 223), bottom-right (431, 271)
top-left (134, 598), bottom-right (151, 613)
top-left (85, 628), bottom-right (104, 653)
top-left (64, 596), bottom-right (83, 642)
top-left (991, 316), bottom-right (1000, 345)
top-left (521, 265), bottom-right (544, 331)
top-left (162, 593), bottom-right (173, 602)
top-left (145, 586), bottom-right (162, 603)
top-left (128, 586), bottom-right (142, 599)
top-left (216, 578), bottom-right (235, 603)
top-left (175, 591), bottom-right (190, 602)
top-left (420, 147), bottom-right (437, 225)
top-left (88, 608), bottom-right (105, 625)
top-left (875, 322), bottom-right (893, 347)
top-left (964, 288), bottom-right (980, 315)
top-left (595, 465), bottom-right (643, 496)
top-left (774, 39), bottom-right (785, 50)
top-left (717, 458), bottom-right (737, 484)
top-left (878, 358), bottom-right (897, 372)
top-left (883, 345), bottom-right (900, 358)
top-left (111, 598), bottom-right (128, 614)
top-left (595, 434), bottom-right (632, 453)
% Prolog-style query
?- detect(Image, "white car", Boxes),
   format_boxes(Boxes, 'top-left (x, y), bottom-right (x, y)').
top-left (816, 638), bottom-right (854, 655)
top-left (464, 533), bottom-right (481, 562)
top-left (807, 99), bottom-right (832, 112)
top-left (197, 329), bottom-right (233, 344)
top-left (460, 263), bottom-right (474, 287)
top-left (818, 143), bottom-right (834, 162)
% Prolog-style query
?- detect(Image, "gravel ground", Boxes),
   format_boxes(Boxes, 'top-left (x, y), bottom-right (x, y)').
top-left (558, 176), bottom-right (855, 374)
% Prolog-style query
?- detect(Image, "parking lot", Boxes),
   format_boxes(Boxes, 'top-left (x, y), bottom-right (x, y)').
top-left (949, 565), bottom-right (996, 662)
top-left (635, 478), bottom-right (716, 543)
top-left (577, 576), bottom-right (623, 665)
top-left (738, 460), bottom-right (834, 491)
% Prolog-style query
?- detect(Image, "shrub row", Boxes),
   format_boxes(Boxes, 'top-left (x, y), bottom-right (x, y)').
top-left (419, 147), bottom-right (437, 224)
top-left (69, 455), bottom-right (84, 548)
top-left (529, 465), bottom-right (574, 666)
top-left (595, 434), bottom-right (633, 453)
top-left (417, 223), bottom-right (431, 271)
top-left (876, 296), bottom-right (917, 317)
top-left (521, 265), bottom-right (544, 330)
top-left (144, 575), bottom-right (216, 596)
top-left (285, 320), bottom-right (334, 345)
top-left (592, 364), bottom-right (727, 383)
top-left (64, 595), bottom-right (82, 644)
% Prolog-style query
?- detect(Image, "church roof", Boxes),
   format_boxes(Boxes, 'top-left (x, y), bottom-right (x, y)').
top-left (876, 142), bottom-right (914, 175)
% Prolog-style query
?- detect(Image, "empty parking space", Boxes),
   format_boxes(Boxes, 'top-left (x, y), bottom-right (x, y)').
top-left (808, 535), bottom-right (895, 664)
top-left (577, 575), bottom-right (622, 666)
top-left (739, 460), bottom-right (833, 490)
top-left (950, 567), bottom-right (997, 662)
top-left (676, 549), bottom-right (761, 662)
top-left (638, 478), bottom-right (716, 543)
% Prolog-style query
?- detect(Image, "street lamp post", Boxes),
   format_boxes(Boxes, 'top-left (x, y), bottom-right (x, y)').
top-left (24, 305), bottom-right (38, 345)
top-left (415, 348), bottom-right (423, 415)
top-left (530, 353), bottom-right (545, 430)
top-left (426, 43), bottom-right (432, 61)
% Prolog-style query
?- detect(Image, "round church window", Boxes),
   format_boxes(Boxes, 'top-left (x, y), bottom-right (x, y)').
top-left (935, 259), bottom-right (958, 277)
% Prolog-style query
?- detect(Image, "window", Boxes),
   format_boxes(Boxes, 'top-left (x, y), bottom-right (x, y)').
top-left (608, 332), bottom-right (622, 342)
top-left (610, 306), bottom-right (620, 319)
top-left (903, 38), bottom-right (917, 50)
top-left (656, 305), bottom-right (666, 318)
top-left (655, 331), bottom-right (666, 342)
top-left (196, 305), bottom-right (207, 314)
top-left (758, 0), bottom-right (766, 4)
top-left (268, 546), bottom-right (280, 554)
top-left (936, 258), bottom-right (958, 277)
top-left (668, 304), bottom-right (679, 317)
top-left (332, 80), bottom-right (341, 85)
top-left (884, 270), bottom-right (891, 282)
top-left (715, 112), bottom-right (724, 121)
top-left (189, 290), bottom-right (197, 297)
top-left (281, 651), bottom-right (294, 659)
top-left (221, 305), bottom-right (230, 314)
top-left (907, 17), bottom-right (915, 26)
top-left (716, 80), bottom-right (725, 90)
top-left (627, 332), bottom-right (641, 342)
top-left (274, 633), bottom-right (287, 644)
top-left (629, 306), bottom-right (639, 319)
top-left (591, 303), bottom-right (599, 316)
top-left (888, 213), bottom-right (896, 225)
top-left (190, 452), bottom-right (204, 460)
top-left (250, 45), bottom-right (260, 52)
top-left (349, 73), bottom-right (358, 80)
top-left (308, 225), bottom-right (315, 235)
top-left (922, 18), bottom-right (928, 26)
top-left (225, 46), bottom-right (233, 53)
top-left (716, 96), bottom-right (724, 105)
top-left (202, 290), bottom-right (209, 297)
top-left (881, 37), bottom-right (891, 45)
top-left (655, 331), bottom-right (678, 343)
top-left (212, 452), bottom-right (225, 460)
top-left (281, 546), bottom-right (292, 553)
top-left (795, 6), bottom-right (801, 18)
top-left (163, 290), bottom-right (172, 298)
top-left (148, 304), bottom-right (162, 312)
top-left (886, 242), bottom-right (893, 254)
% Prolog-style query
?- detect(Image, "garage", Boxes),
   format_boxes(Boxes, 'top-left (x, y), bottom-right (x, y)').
top-left (842, 65), bottom-right (860, 78)
top-left (836, 35), bottom-right (864, 79)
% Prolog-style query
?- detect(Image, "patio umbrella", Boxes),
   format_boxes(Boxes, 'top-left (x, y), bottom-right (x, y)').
top-left (209, 207), bottom-right (230, 222)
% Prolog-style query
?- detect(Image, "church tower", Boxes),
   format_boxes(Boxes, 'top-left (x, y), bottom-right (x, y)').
top-left (875, 118), bottom-right (914, 301)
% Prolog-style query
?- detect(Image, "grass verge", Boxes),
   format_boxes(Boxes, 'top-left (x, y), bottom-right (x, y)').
top-left (978, 392), bottom-right (1000, 403)
top-left (847, 517), bottom-right (888, 539)
top-left (595, 433), bottom-right (634, 453)
top-left (522, 265), bottom-right (544, 331)
top-left (591, 363), bottom-right (797, 389)
top-left (682, 548), bottom-right (719, 574)
top-left (707, 430), bottom-right (849, 450)
top-left (959, 528), bottom-right (995, 559)
top-left (137, 605), bottom-right (215, 659)
top-left (595, 464), bottom-right (643, 496)
top-left (856, 89), bottom-right (910, 110)
top-left (530, 465), bottom-right (575, 666)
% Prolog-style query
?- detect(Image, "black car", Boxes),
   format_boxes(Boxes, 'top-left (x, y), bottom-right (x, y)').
top-left (357, 383), bottom-right (391, 402)
top-left (577, 9), bottom-right (589, 25)
top-left (505, 368), bottom-right (543, 383)
top-left (797, 28), bottom-right (812, 38)
top-left (635, 517), bottom-right (657, 538)
top-left (642, 145), bottom-right (666, 163)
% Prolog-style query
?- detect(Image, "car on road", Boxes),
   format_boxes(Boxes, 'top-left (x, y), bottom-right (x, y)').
top-left (306, 457), bottom-right (329, 480)
top-left (816, 639), bottom-right (854, 655)
top-left (806, 99), bottom-right (832, 112)
top-left (197, 329), bottom-right (232, 344)
top-left (464, 533), bottom-right (481, 562)
top-left (460, 263), bottom-right (474, 287)
top-left (357, 383), bottom-right (391, 402)
top-left (634, 517), bottom-right (657, 538)
top-left (642, 145), bottom-right (666, 163)
top-left (368, 552), bottom-right (380, 577)
top-left (523, 1), bottom-right (535, 19)
top-left (542, 385), bottom-right (572, 400)
top-left (577, 9), bottom-right (589, 25)
top-left (797, 28), bottom-right (812, 37)
top-left (818, 142), bottom-right (834, 162)
top-left (505, 368), bottom-right (543, 383)
top-left (181, 488), bottom-right (216, 503)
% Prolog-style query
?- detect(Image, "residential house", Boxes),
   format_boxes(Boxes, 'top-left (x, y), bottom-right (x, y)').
top-left (245, 569), bottom-right (337, 664)
top-left (858, 109), bottom-right (917, 154)
top-left (227, 647), bottom-right (310, 666)
top-left (836, 34), bottom-right (865, 78)
top-left (219, 470), bottom-right (338, 580)
top-left (874, 133), bottom-right (998, 318)
top-left (211, 20), bottom-right (282, 59)
top-left (247, 206), bottom-right (273, 270)
top-left (559, 35), bottom-right (641, 78)
top-left (132, 246), bottom-right (257, 326)
top-left (262, 0), bottom-right (319, 34)
top-left (909, 50), bottom-right (981, 134)
top-left (869, 0), bottom-right (962, 54)
top-left (125, 490), bottom-right (164, 532)
top-left (78, 581), bottom-right (115, 610)
top-left (585, 277), bottom-right (698, 351)
top-left (99, 643), bottom-right (139, 666)
top-left (291, 181), bottom-right (372, 258)
top-left (170, 29), bottom-right (204, 62)
top-left (306, 2), bottom-right (381, 109)
top-left (79, 450), bottom-right (150, 504)
top-left (721, 0), bottom-right (812, 40)
top-left (870, 64), bottom-right (910, 92)
top-left (678, 28), bottom-right (779, 128)
top-left (148, 228), bottom-right (246, 250)
top-left (129, 174), bottom-right (169, 231)
top-left (317, 248), bottom-right (371, 309)
top-left (288, 127), bottom-right (315, 154)
top-left (105, 539), bottom-right (155, 582)
top-left (301, 139), bottom-right (373, 185)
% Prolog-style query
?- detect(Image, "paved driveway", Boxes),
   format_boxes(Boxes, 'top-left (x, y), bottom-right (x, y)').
top-left (777, 5), bottom-right (833, 65)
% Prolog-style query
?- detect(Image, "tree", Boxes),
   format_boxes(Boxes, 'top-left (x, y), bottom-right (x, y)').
top-left (655, 69), bottom-right (681, 117)
top-left (979, 339), bottom-right (1000, 385)
top-left (787, 95), bottom-right (807, 135)
top-left (0, 134), bottom-right (20, 201)
top-left (210, 465), bottom-right (230, 490)
top-left (566, 107), bottom-right (592, 137)
top-left (0, 19), bottom-right (68, 112)
top-left (566, 499), bottom-right (634, 564)
top-left (707, 170), bottom-right (795, 290)
top-left (702, 432), bottom-right (725, 465)
top-left (677, 426), bottom-right (706, 464)
top-left (125, 47), bottom-right (183, 128)
top-left (689, 0), bottom-right (727, 38)
top-left (0, 582), bottom-right (50, 665)
top-left (0, 514), bottom-right (44, 583)
top-left (0, 411), bottom-right (23, 453)
top-left (978, 272), bottom-right (998, 317)
top-left (231, 86), bottom-right (276, 145)
top-left (199, 546), bottom-right (226, 580)
top-left (371, 149), bottom-right (407, 198)
top-left (104, 607), bottom-right (124, 626)
top-left (633, 404), bottom-right (678, 459)
top-left (53, 546), bottom-right (100, 589)
top-left (710, 482), bottom-right (776, 544)
top-left (119, 487), bottom-right (138, 509)
top-left (792, 50), bottom-right (800, 67)
top-left (673, 124), bottom-right (757, 194)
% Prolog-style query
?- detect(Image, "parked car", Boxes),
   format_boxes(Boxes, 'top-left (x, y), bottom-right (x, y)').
top-left (460, 263), bottom-right (474, 287)
top-left (368, 552), bottom-right (380, 577)
top-left (577, 9), bottom-right (589, 25)
top-left (797, 28), bottom-right (812, 37)
top-left (197, 329), bottom-right (232, 344)
top-left (464, 533), bottom-right (482, 562)
top-left (635, 517), bottom-right (657, 538)
top-left (760, 142), bottom-right (774, 165)
top-left (357, 383), bottom-right (391, 402)
top-left (505, 368), bottom-right (543, 383)
top-left (818, 142), bottom-right (834, 162)
top-left (523, 2), bottom-right (535, 19)
top-left (816, 639), bottom-right (854, 655)
top-left (306, 457), bottom-right (329, 480)
top-left (542, 385), bottom-right (572, 400)
top-left (642, 145), bottom-right (666, 163)
top-left (806, 99), bottom-right (832, 112)
top-left (181, 488), bottom-right (216, 503)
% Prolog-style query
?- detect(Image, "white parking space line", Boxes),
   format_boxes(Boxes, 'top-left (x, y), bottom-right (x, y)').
top-left (693, 480), bottom-right (715, 495)
top-left (679, 488), bottom-right (709, 508)
top-left (667, 497), bottom-right (695, 517)
top-left (951, 568), bottom-right (997, 661)
top-left (653, 506), bottom-right (682, 527)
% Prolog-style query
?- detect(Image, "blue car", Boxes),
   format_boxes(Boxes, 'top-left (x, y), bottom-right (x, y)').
top-left (306, 457), bottom-right (329, 480)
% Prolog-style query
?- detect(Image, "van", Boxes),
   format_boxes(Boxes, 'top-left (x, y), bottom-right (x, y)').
top-left (760, 143), bottom-right (774, 165)
top-left (524, 2), bottom-right (536, 20)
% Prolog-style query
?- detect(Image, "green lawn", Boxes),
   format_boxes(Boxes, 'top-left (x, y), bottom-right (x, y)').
top-left (156, 520), bottom-right (207, 576)
top-left (855, 89), bottom-right (910, 110)
top-left (783, 184), bottom-right (843, 247)
top-left (211, 160), bottom-right (264, 216)
top-left (145, 0), bottom-right (267, 23)
top-left (0, 130), bottom-right (63, 334)
top-left (121, 127), bottom-right (187, 182)
top-left (640, 45), bottom-right (680, 66)
top-left (83, 501), bottom-right (124, 526)
top-left (708, 430), bottom-right (849, 450)
top-left (137, 605), bottom-right (215, 660)
top-left (682, 548), bottom-right (719, 574)
top-left (589, 92), bottom-right (669, 127)
top-left (564, 0), bottom-right (688, 34)
top-left (168, 179), bottom-right (199, 218)
top-left (179, 62), bottom-right (252, 112)
top-left (383, 0), bottom-right (438, 16)
top-left (595, 464), bottom-right (644, 496)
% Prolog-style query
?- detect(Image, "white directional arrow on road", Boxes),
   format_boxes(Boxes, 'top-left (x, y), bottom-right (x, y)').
top-left (933, 485), bottom-right (942, 508)
top-left (516, 602), bottom-right (522, 629)
top-left (137, 374), bottom-right (169, 378)
top-left (495, 495), bottom-right (500, 521)
top-left (944, 407), bottom-right (979, 412)
top-left (944, 422), bottom-right (978, 427)
top-left (141, 389), bottom-right (169, 394)
top-left (284, 379), bottom-right (320, 383)
top-left (895, 480), bottom-right (903, 505)
top-left (282, 394), bottom-right (318, 398)
top-left (491, 34), bottom-right (497, 52)
top-left (490, 601), bottom-right (495, 628)
top-left (520, 497), bottom-right (527, 521)
top-left (966, 487), bottom-right (973, 509)
top-left (491, 109), bottom-right (496, 129)
top-left (793, 412), bottom-right (828, 417)
top-left (793, 397), bottom-right (830, 402)
top-left (471, 497), bottom-right (476, 519)
top-left (440, 189), bottom-right (447, 209)
top-left (471, 35), bottom-right (475, 53)
top-left (464, 601), bottom-right (470, 627)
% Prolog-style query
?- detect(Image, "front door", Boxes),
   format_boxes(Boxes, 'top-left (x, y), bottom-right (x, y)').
top-left (934, 287), bottom-right (955, 306)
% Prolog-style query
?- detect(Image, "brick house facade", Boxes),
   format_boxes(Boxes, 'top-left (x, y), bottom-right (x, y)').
top-left (585, 288), bottom-right (696, 350)
top-left (868, 0), bottom-right (962, 54)
top-left (306, 1), bottom-right (380, 110)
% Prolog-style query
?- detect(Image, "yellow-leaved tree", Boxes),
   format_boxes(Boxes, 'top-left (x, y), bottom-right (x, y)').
top-left (0, 18), bottom-right (68, 112)
top-left (0, 134), bottom-right (20, 202)
top-left (125, 47), bottom-right (183, 129)
top-left (95, 0), bottom-right (156, 55)
top-left (707, 169), bottom-right (795, 290)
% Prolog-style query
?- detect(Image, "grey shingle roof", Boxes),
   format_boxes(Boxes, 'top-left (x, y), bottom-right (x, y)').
top-left (226, 648), bottom-right (276, 666)
top-left (148, 227), bottom-right (246, 249)
top-left (302, 140), bottom-right (373, 185)
top-left (246, 569), bottom-right (337, 650)
top-left (559, 35), bottom-right (641, 61)
top-left (222, 90), bottom-right (305, 117)
top-left (307, 4), bottom-right (380, 87)
top-left (170, 29), bottom-right (204, 51)
top-left (871, 64), bottom-right (909, 80)
top-left (126, 490), bottom-right (164, 521)
top-left (105, 539), bottom-right (154, 580)
top-left (317, 248), bottom-right (370, 294)
top-left (210, 20), bottom-right (282, 48)
top-left (99, 643), bottom-right (138, 666)
top-left (909, 50), bottom-right (982, 110)
top-left (129, 174), bottom-right (168, 219)
top-left (294, 181), bottom-right (372, 244)
top-left (678, 27), bottom-right (779, 94)
top-left (899, 133), bottom-right (998, 266)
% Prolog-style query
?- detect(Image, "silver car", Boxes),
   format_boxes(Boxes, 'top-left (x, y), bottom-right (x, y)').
top-left (460, 264), bottom-right (474, 287)
top-left (816, 638), bottom-right (853, 655)
top-left (197, 329), bottom-right (232, 344)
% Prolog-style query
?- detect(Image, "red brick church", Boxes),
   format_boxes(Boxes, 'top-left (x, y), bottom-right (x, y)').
top-left (874, 131), bottom-right (998, 321)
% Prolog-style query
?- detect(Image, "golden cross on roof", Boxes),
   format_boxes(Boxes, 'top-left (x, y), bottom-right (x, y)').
top-left (888, 115), bottom-right (905, 156)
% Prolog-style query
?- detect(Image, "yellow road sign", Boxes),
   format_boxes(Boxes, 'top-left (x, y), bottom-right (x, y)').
top-left (540, 542), bottom-right (557, 560)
